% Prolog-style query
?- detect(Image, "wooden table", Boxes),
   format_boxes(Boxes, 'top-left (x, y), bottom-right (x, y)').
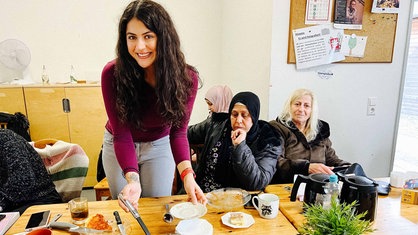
top-left (265, 181), bottom-right (418, 235)
top-left (6, 194), bottom-right (298, 235)
top-left (94, 178), bottom-right (112, 201)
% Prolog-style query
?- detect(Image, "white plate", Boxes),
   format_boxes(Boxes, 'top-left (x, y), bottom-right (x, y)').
top-left (206, 188), bottom-right (251, 210)
top-left (175, 218), bottom-right (213, 235)
top-left (170, 202), bottom-right (207, 220)
top-left (221, 212), bottom-right (255, 229)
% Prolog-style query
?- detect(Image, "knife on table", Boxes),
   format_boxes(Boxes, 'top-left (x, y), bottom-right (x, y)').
top-left (113, 211), bottom-right (126, 235)
top-left (50, 221), bottom-right (112, 234)
top-left (118, 194), bottom-right (151, 235)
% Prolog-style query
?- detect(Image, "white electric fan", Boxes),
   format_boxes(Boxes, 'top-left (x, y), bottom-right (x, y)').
top-left (0, 39), bottom-right (33, 84)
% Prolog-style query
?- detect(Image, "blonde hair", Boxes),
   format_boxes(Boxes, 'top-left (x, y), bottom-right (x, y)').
top-left (279, 88), bottom-right (319, 142)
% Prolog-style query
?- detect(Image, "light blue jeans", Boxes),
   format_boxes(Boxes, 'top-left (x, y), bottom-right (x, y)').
top-left (102, 129), bottom-right (175, 199)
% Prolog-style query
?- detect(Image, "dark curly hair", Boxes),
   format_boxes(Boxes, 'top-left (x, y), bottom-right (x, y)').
top-left (114, 0), bottom-right (198, 128)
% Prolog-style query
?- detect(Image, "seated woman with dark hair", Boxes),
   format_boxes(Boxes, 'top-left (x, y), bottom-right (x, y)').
top-left (188, 91), bottom-right (283, 192)
top-left (0, 129), bottom-right (62, 214)
top-left (270, 88), bottom-right (350, 183)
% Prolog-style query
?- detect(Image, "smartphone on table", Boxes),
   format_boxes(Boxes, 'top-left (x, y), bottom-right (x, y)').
top-left (25, 210), bottom-right (51, 232)
top-left (244, 192), bottom-right (260, 209)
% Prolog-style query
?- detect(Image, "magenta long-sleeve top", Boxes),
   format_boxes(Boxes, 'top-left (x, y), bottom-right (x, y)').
top-left (101, 60), bottom-right (198, 174)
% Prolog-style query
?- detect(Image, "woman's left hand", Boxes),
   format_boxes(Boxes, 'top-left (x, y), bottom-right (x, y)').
top-left (183, 174), bottom-right (207, 205)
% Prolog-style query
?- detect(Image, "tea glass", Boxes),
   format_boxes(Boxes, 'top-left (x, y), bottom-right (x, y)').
top-left (68, 197), bottom-right (89, 224)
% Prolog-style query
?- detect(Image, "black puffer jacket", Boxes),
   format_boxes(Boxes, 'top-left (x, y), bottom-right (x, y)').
top-left (188, 116), bottom-right (283, 192)
top-left (0, 129), bottom-right (62, 214)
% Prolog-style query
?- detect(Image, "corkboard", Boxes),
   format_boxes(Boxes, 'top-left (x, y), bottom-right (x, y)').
top-left (287, 0), bottom-right (398, 63)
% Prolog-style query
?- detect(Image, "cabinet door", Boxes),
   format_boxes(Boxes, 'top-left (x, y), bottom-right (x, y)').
top-left (66, 86), bottom-right (107, 187)
top-left (24, 87), bottom-right (70, 142)
top-left (0, 87), bottom-right (26, 114)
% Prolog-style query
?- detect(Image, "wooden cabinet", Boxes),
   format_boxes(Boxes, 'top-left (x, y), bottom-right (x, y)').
top-left (0, 86), bottom-right (26, 114)
top-left (0, 84), bottom-right (107, 187)
top-left (24, 87), bottom-right (70, 142)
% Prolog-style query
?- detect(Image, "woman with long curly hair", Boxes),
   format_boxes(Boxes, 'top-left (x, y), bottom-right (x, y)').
top-left (101, 0), bottom-right (206, 211)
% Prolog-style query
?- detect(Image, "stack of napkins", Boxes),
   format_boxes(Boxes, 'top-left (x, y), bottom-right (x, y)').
top-left (0, 212), bottom-right (20, 234)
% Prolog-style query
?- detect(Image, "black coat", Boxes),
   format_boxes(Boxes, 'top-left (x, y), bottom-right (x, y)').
top-left (0, 129), bottom-right (62, 214)
top-left (188, 115), bottom-right (283, 192)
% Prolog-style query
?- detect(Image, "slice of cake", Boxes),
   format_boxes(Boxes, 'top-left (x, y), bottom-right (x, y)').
top-left (229, 212), bottom-right (244, 226)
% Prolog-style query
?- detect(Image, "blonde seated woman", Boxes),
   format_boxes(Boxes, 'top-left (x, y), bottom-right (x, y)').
top-left (270, 88), bottom-right (350, 184)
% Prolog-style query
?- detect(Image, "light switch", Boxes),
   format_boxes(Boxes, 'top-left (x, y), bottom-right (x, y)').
top-left (368, 97), bottom-right (377, 106)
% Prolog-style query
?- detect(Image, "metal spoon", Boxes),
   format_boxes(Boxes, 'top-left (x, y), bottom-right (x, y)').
top-left (163, 204), bottom-right (174, 223)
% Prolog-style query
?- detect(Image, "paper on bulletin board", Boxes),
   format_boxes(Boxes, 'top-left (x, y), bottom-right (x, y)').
top-left (341, 34), bottom-right (368, 57)
top-left (305, 0), bottom-right (333, 25)
top-left (334, 0), bottom-right (365, 30)
top-left (371, 0), bottom-right (400, 13)
top-left (292, 24), bottom-right (345, 70)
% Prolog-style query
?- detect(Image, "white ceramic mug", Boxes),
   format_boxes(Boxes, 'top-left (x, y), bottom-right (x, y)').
top-left (252, 193), bottom-right (279, 219)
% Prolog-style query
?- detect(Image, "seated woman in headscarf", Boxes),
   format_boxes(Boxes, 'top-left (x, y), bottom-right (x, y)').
top-left (204, 85), bottom-right (233, 117)
top-left (188, 91), bottom-right (283, 192)
top-left (269, 88), bottom-right (350, 183)
top-left (189, 85), bottom-right (233, 161)
top-left (0, 129), bottom-right (62, 214)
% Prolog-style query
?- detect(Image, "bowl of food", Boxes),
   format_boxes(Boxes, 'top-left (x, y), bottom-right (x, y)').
top-left (27, 228), bottom-right (52, 235)
top-left (206, 188), bottom-right (251, 210)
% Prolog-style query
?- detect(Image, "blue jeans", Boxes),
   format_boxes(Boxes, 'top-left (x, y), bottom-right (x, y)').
top-left (102, 129), bottom-right (175, 199)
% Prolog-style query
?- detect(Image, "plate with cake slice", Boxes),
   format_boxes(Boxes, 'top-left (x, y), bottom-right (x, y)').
top-left (221, 212), bottom-right (255, 229)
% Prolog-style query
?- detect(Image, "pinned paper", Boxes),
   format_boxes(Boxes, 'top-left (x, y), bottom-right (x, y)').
top-left (305, 0), bottom-right (333, 25)
top-left (292, 24), bottom-right (345, 69)
top-left (371, 0), bottom-right (400, 13)
top-left (341, 34), bottom-right (367, 57)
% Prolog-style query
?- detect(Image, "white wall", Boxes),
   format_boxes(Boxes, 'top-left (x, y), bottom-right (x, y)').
top-left (269, 1), bottom-right (412, 178)
top-left (0, 0), bottom-right (130, 83)
top-left (1, 0), bottom-right (411, 177)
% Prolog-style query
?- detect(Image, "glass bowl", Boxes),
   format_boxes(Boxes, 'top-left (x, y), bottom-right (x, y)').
top-left (206, 188), bottom-right (251, 210)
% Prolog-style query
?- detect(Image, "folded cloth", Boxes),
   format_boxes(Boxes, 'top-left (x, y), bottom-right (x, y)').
top-left (336, 163), bottom-right (390, 195)
top-left (31, 141), bottom-right (89, 202)
top-left (335, 163), bottom-right (367, 178)
top-left (375, 180), bottom-right (391, 195)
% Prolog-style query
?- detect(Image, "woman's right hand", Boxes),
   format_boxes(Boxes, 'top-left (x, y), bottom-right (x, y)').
top-left (118, 172), bottom-right (142, 212)
top-left (231, 129), bottom-right (246, 147)
top-left (308, 163), bottom-right (334, 174)
top-left (183, 174), bottom-right (207, 205)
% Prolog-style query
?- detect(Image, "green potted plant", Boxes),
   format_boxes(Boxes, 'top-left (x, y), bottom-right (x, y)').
top-left (298, 199), bottom-right (375, 235)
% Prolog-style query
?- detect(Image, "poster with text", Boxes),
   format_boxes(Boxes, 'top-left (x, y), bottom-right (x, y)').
top-left (292, 24), bottom-right (345, 69)
top-left (334, 0), bottom-right (365, 30)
